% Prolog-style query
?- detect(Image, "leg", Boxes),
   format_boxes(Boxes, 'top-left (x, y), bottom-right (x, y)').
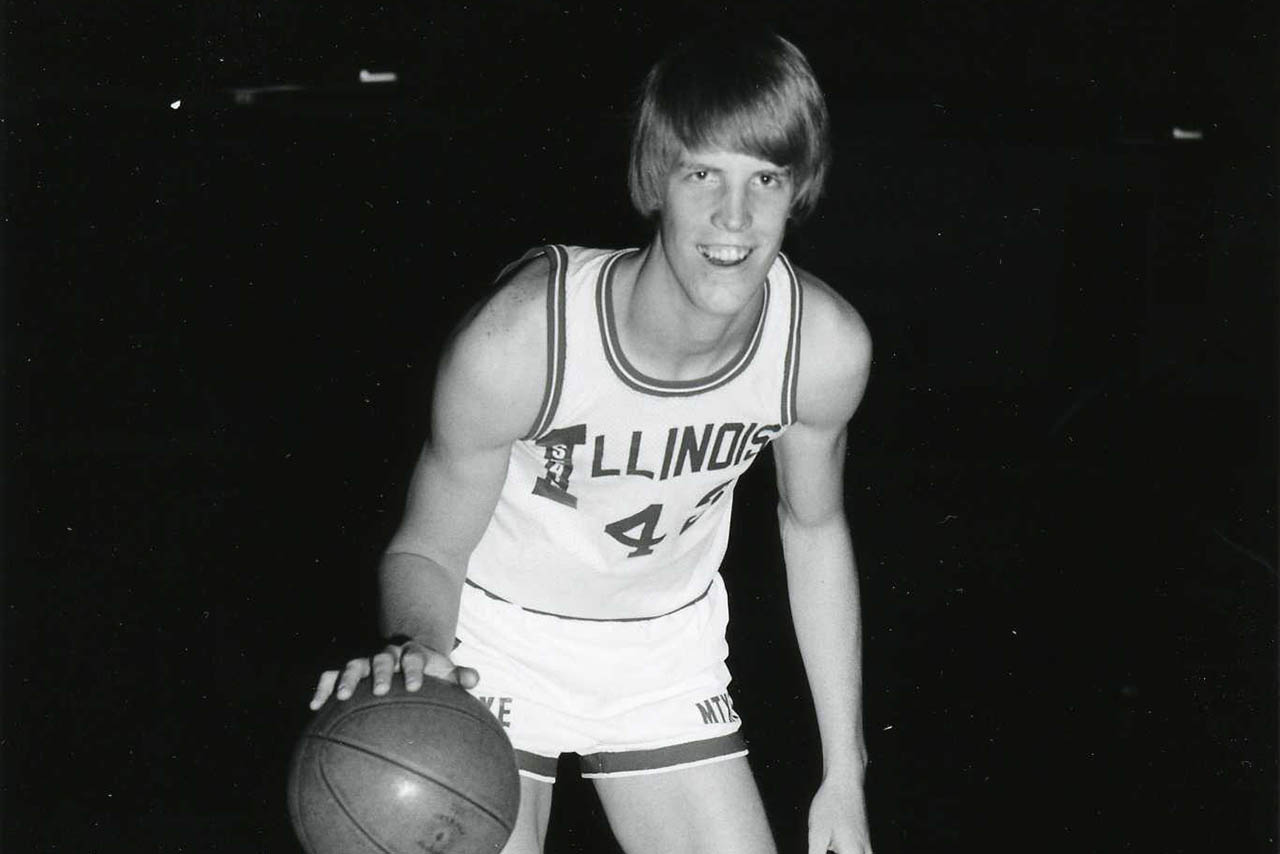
top-left (499, 777), bottom-right (554, 854)
top-left (593, 755), bottom-right (776, 854)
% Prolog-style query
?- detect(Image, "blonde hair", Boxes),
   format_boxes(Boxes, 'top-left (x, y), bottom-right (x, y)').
top-left (628, 32), bottom-right (831, 222)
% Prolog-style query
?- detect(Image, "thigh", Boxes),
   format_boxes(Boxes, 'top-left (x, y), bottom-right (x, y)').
top-left (499, 777), bottom-right (554, 854)
top-left (592, 755), bottom-right (776, 854)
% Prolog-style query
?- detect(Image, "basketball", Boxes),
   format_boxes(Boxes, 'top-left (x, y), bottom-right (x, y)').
top-left (287, 677), bottom-right (522, 854)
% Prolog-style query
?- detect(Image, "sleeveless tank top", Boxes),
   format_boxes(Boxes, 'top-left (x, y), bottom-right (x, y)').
top-left (464, 244), bottom-right (803, 620)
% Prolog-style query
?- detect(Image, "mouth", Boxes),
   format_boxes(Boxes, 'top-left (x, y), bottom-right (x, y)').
top-left (697, 244), bottom-right (753, 267)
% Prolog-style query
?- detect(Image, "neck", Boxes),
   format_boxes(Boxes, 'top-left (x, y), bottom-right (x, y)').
top-left (612, 239), bottom-right (766, 382)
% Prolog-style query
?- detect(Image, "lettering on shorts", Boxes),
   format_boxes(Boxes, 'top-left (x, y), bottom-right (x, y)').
top-left (475, 695), bottom-right (513, 728)
top-left (695, 692), bottom-right (739, 725)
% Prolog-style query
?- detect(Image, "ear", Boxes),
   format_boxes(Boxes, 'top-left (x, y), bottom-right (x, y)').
top-left (786, 179), bottom-right (817, 223)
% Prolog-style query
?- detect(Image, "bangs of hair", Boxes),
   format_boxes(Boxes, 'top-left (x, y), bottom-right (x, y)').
top-left (628, 32), bottom-right (830, 221)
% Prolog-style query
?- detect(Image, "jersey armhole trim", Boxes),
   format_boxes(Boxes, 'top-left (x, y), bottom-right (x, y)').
top-left (523, 244), bottom-right (569, 441)
top-left (779, 253), bottom-right (803, 426)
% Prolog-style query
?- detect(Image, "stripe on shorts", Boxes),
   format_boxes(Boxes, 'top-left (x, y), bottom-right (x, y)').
top-left (578, 732), bottom-right (748, 778)
top-left (514, 749), bottom-right (559, 783)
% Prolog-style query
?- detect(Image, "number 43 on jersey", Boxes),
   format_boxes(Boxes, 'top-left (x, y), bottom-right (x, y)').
top-left (603, 480), bottom-right (731, 557)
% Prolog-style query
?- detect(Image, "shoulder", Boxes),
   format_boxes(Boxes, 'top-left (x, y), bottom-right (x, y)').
top-left (452, 251), bottom-right (552, 354)
top-left (791, 264), bottom-right (872, 429)
top-left (434, 251), bottom-right (555, 444)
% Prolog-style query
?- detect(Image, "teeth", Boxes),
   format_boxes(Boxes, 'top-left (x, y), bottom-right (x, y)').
top-left (699, 245), bottom-right (751, 264)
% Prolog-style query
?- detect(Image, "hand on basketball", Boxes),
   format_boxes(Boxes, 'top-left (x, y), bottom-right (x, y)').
top-left (309, 640), bottom-right (480, 711)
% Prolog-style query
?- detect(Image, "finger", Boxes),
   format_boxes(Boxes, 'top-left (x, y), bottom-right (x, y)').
top-left (335, 658), bottom-right (371, 700)
top-left (826, 832), bottom-right (856, 854)
top-left (839, 830), bottom-right (868, 854)
top-left (807, 825), bottom-right (830, 854)
top-left (371, 651), bottom-right (397, 695)
top-left (400, 646), bottom-right (428, 691)
top-left (450, 665), bottom-right (480, 690)
top-left (419, 649), bottom-right (465, 683)
top-left (310, 670), bottom-right (339, 710)
top-left (407, 646), bottom-right (479, 690)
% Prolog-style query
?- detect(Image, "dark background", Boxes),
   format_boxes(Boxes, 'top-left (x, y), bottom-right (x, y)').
top-left (4, 1), bottom-right (1276, 851)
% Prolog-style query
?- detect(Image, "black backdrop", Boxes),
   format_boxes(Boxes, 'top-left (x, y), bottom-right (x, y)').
top-left (4, 2), bottom-right (1277, 851)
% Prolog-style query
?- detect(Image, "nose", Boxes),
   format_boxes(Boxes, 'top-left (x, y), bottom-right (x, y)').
top-left (711, 184), bottom-right (751, 232)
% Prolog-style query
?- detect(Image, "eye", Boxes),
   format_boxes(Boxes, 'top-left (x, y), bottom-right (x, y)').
top-left (690, 169), bottom-right (710, 181)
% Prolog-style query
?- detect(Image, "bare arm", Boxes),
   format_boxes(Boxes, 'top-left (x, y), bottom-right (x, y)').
top-left (776, 424), bottom-right (866, 777)
top-left (378, 276), bottom-right (547, 650)
top-left (773, 271), bottom-right (873, 853)
top-left (311, 256), bottom-right (551, 706)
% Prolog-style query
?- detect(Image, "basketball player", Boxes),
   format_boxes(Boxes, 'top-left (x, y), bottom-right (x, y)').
top-left (311, 31), bottom-right (873, 854)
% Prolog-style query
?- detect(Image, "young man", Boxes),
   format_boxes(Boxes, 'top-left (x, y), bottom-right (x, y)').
top-left (311, 31), bottom-right (873, 854)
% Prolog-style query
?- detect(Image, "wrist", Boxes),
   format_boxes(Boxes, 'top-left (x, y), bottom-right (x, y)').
top-left (822, 747), bottom-right (868, 782)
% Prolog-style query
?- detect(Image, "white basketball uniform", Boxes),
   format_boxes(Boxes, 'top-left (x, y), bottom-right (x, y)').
top-left (451, 244), bottom-right (803, 782)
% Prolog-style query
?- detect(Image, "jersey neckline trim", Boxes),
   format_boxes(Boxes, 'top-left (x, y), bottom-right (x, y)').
top-left (595, 248), bottom-right (772, 397)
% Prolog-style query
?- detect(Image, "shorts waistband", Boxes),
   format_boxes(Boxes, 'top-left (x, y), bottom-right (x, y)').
top-left (463, 578), bottom-right (715, 623)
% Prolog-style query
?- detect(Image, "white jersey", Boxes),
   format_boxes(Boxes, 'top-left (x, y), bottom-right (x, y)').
top-left (465, 244), bottom-right (803, 620)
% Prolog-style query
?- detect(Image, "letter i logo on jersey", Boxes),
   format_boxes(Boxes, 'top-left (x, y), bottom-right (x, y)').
top-left (532, 424), bottom-right (587, 508)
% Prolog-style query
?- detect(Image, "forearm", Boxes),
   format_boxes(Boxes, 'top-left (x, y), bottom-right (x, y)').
top-left (378, 550), bottom-right (468, 654)
top-left (780, 509), bottom-right (868, 780)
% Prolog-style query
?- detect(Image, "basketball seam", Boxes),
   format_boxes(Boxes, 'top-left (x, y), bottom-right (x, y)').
top-left (317, 754), bottom-right (399, 854)
top-left (318, 699), bottom-right (507, 740)
top-left (310, 733), bottom-right (517, 833)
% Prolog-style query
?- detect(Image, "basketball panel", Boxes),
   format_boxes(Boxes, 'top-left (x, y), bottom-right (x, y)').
top-left (317, 740), bottom-right (514, 854)
top-left (288, 737), bottom-right (388, 854)
top-left (322, 702), bottom-right (520, 823)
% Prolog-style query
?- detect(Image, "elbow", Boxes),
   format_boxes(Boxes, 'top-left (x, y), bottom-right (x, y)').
top-left (776, 496), bottom-right (846, 534)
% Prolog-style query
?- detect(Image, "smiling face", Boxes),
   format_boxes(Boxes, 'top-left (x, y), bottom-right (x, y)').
top-left (652, 147), bottom-right (795, 318)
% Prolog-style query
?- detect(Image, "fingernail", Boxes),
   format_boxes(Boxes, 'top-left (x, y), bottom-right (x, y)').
top-left (406, 680), bottom-right (421, 691)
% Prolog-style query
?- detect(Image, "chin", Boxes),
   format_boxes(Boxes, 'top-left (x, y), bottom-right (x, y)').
top-left (701, 247), bottom-right (775, 281)
top-left (692, 265), bottom-right (771, 314)
top-left (659, 238), bottom-right (776, 312)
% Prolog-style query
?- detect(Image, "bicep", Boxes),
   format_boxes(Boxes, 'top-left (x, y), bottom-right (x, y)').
top-left (385, 263), bottom-right (549, 571)
top-left (775, 273), bottom-right (871, 527)
top-left (773, 419), bottom-right (848, 528)
top-left (385, 431), bottom-right (512, 575)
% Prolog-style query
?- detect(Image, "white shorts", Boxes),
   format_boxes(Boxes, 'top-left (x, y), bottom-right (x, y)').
top-left (451, 573), bottom-right (747, 783)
